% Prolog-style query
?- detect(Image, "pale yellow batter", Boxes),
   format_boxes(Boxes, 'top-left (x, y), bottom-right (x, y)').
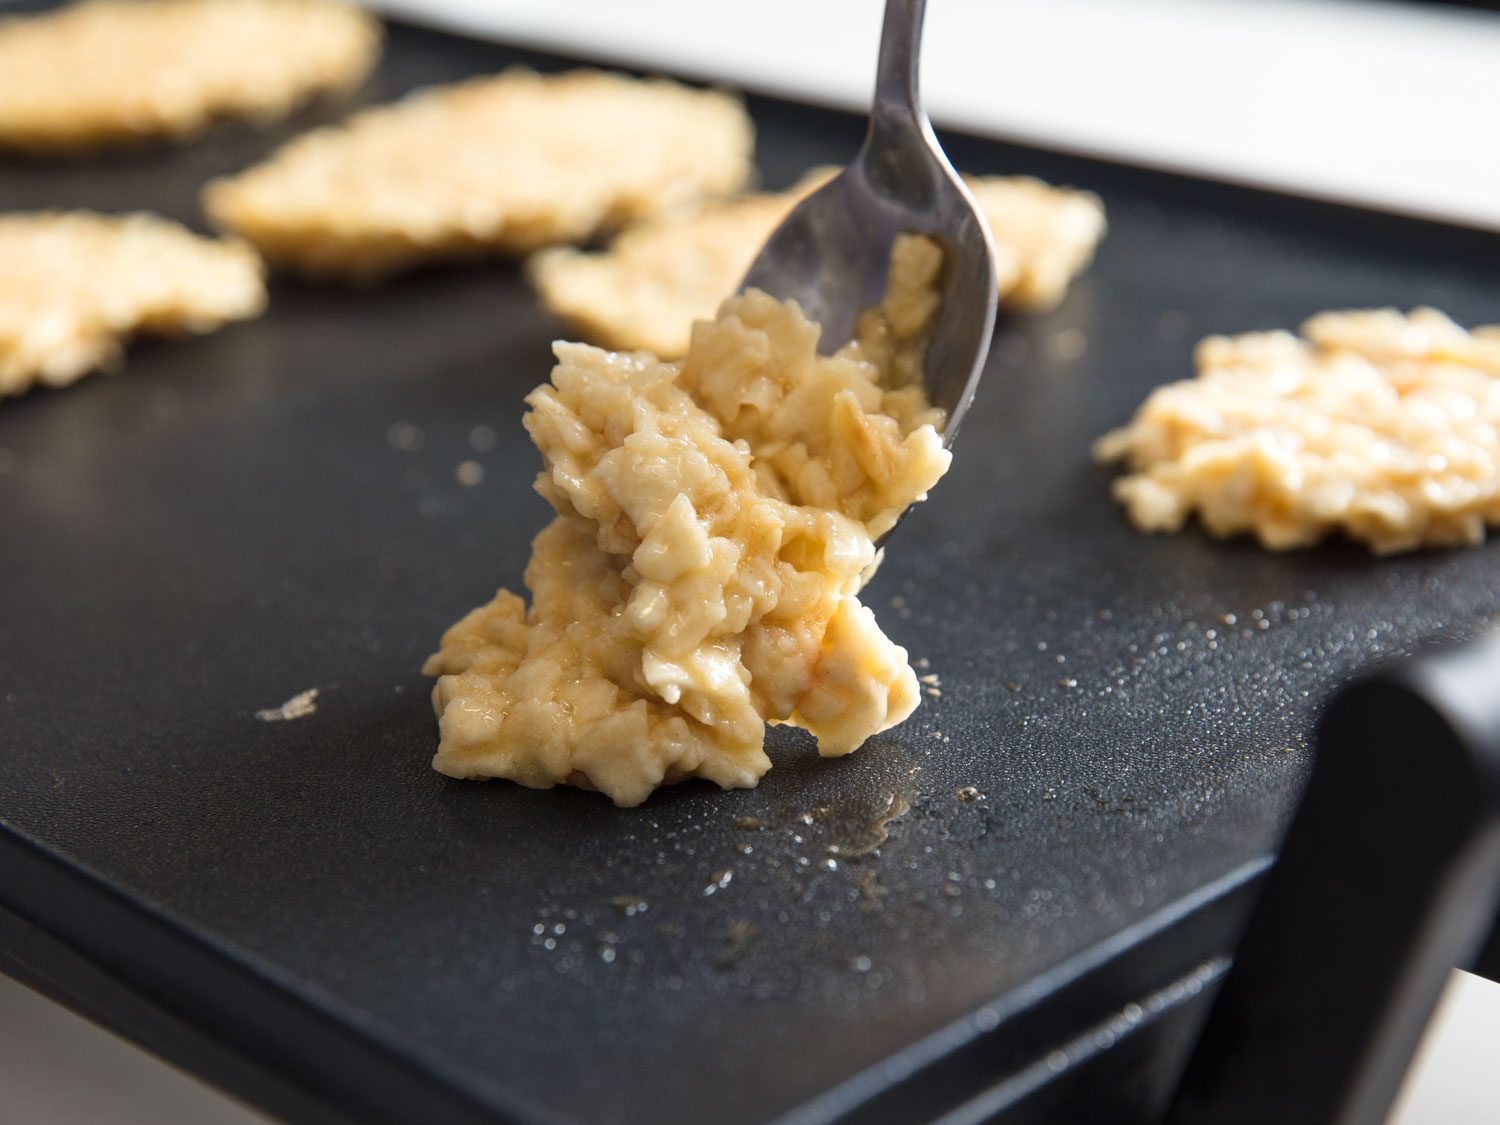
top-left (424, 236), bottom-right (949, 806)
top-left (0, 212), bottom-right (266, 397)
top-left (0, 0), bottom-right (380, 152)
top-left (529, 170), bottom-right (1106, 358)
top-left (1095, 308), bottom-right (1500, 554)
top-left (204, 68), bottom-right (755, 281)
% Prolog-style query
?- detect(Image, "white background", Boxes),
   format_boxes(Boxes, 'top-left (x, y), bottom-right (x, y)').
top-left (7, 0), bottom-right (1500, 1120)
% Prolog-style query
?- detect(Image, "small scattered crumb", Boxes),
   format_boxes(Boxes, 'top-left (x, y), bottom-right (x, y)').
top-left (702, 869), bottom-right (733, 896)
top-left (915, 656), bottom-right (930, 669)
top-left (956, 785), bottom-right (983, 803)
top-left (386, 422), bottom-right (423, 451)
top-left (1058, 677), bottom-right (1078, 689)
top-left (468, 424), bottom-right (496, 452)
top-left (456, 459), bottom-right (484, 486)
top-left (858, 869), bottom-right (890, 911)
top-left (715, 921), bottom-right (758, 967)
top-left (255, 687), bottom-right (319, 721)
top-left (924, 686), bottom-right (943, 698)
top-left (919, 673), bottom-right (941, 687)
top-left (610, 895), bottom-right (648, 917)
top-left (733, 816), bottom-right (770, 831)
top-left (1049, 328), bottom-right (1088, 362)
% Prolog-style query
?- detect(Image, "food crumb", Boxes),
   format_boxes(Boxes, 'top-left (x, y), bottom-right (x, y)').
top-left (858, 870), bottom-right (890, 911)
top-left (456, 459), bottom-right (484, 486)
top-left (715, 921), bottom-right (758, 967)
top-left (918, 673), bottom-right (941, 687)
top-left (255, 687), bottom-right (318, 721)
top-left (924, 686), bottom-right (943, 698)
top-left (1049, 328), bottom-right (1087, 362)
top-left (468, 424), bottom-right (497, 452)
top-left (956, 786), bottom-right (983, 803)
top-left (703, 869), bottom-right (733, 896)
top-left (610, 895), bottom-right (649, 917)
top-left (858, 870), bottom-right (888, 918)
top-left (387, 422), bottom-right (423, 451)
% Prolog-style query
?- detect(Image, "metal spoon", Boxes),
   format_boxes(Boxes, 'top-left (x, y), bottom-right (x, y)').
top-left (739, 0), bottom-right (998, 454)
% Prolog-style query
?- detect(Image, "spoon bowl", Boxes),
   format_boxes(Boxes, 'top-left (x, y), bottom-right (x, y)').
top-left (740, 0), bottom-right (999, 452)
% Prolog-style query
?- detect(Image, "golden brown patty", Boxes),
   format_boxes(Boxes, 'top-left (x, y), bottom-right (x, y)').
top-left (204, 68), bottom-right (756, 281)
top-left (1095, 308), bottom-right (1500, 554)
top-left (0, 212), bottom-right (266, 397)
top-left (0, 0), bottom-right (380, 152)
top-left (529, 171), bottom-right (1106, 358)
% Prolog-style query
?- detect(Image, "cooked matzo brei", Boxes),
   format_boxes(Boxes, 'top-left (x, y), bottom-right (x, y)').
top-left (1095, 308), bottom-right (1500, 554)
top-left (424, 236), bottom-right (949, 806)
top-left (0, 0), bottom-right (379, 151)
top-left (204, 69), bottom-right (755, 281)
top-left (0, 212), bottom-right (265, 397)
top-left (529, 172), bottom-right (1106, 358)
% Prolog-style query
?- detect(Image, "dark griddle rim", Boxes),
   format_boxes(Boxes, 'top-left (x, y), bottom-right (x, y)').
top-left (0, 816), bottom-right (1266, 1125)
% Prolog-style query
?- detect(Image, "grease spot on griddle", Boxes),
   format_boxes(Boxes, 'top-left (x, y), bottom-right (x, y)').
top-left (822, 792), bottom-right (911, 859)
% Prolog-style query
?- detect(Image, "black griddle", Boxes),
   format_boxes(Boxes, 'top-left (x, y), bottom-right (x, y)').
top-left (5, 19), bottom-right (1500, 1125)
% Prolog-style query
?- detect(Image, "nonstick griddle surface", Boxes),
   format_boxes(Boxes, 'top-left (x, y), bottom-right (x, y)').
top-left (5, 19), bottom-right (1500, 1125)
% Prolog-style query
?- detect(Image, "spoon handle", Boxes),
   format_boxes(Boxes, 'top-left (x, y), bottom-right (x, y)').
top-left (872, 0), bottom-right (928, 123)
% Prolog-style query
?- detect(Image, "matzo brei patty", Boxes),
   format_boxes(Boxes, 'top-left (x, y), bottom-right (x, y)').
top-left (424, 236), bottom-right (949, 807)
top-left (0, 212), bottom-right (266, 397)
top-left (1094, 308), bottom-right (1500, 554)
top-left (529, 171), bottom-right (1106, 358)
top-left (964, 176), bottom-right (1108, 310)
top-left (204, 69), bottom-right (755, 281)
top-left (0, 0), bottom-right (379, 152)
